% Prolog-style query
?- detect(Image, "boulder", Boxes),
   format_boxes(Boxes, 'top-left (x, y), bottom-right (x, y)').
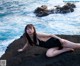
top-left (34, 3), bottom-right (76, 17)
top-left (0, 35), bottom-right (80, 66)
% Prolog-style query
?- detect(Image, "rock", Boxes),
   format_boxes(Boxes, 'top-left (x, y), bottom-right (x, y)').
top-left (34, 3), bottom-right (76, 17)
top-left (19, 50), bottom-right (80, 66)
top-left (66, 3), bottom-right (76, 8)
top-left (0, 35), bottom-right (80, 66)
top-left (34, 5), bottom-right (49, 17)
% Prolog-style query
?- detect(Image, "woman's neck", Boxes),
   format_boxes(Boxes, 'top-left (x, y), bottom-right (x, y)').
top-left (29, 34), bottom-right (34, 41)
top-left (29, 34), bottom-right (33, 38)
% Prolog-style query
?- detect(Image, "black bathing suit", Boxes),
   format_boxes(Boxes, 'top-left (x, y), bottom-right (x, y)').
top-left (36, 37), bottom-right (63, 49)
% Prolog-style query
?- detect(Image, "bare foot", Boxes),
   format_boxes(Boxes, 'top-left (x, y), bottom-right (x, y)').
top-left (63, 48), bottom-right (74, 52)
top-left (70, 48), bottom-right (74, 52)
top-left (65, 48), bottom-right (74, 52)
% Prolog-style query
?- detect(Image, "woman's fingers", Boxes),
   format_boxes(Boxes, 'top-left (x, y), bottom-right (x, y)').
top-left (18, 49), bottom-right (23, 52)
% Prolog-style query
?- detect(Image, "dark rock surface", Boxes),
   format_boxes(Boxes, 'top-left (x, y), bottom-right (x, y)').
top-left (34, 3), bottom-right (76, 17)
top-left (0, 35), bottom-right (80, 66)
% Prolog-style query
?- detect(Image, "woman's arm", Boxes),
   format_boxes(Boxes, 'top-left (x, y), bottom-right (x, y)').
top-left (37, 32), bottom-right (62, 40)
top-left (18, 42), bottom-right (28, 52)
top-left (37, 33), bottom-right (51, 38)
top-left (22, 43), bottom-right (28, 50)
top-left (51, 34), bottom-right (62, 40)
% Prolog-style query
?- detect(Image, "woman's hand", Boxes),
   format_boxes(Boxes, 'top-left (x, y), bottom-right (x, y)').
top-left (17, 49), bottom-right (23, 52)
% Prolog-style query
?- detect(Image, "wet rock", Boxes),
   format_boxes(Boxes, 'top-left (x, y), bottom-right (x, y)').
top-left (34, 3), bottom-right (76, 17)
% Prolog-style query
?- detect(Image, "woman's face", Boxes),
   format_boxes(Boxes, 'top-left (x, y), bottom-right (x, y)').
top-left (26, 27), bottom-right (34, 35)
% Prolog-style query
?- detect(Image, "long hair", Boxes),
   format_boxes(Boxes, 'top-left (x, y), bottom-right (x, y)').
top-left (24, 24), bottom-right (37, 46)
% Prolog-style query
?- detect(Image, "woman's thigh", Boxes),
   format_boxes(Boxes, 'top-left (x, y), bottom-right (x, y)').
top-left (59, 39), bottom-right (77, 48)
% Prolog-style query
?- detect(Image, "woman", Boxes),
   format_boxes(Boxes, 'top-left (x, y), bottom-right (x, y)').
top-left (18, 24), bottom-right (80, 57)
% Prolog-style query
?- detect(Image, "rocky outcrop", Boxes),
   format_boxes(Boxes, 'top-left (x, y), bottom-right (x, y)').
top-left (34, 3), bottom-right (76, 17)
top-left (0, 35), bottom-right (80, 66)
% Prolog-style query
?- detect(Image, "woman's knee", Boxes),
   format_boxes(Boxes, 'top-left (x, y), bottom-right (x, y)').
top-left (60, 39), bottom-right (65, 44)
top-left (46, 48), bottom-right (58, 57)
top-left (46, 50), bottom-right (53, 57)
top-left (59, 39), bottom-right (68, 47)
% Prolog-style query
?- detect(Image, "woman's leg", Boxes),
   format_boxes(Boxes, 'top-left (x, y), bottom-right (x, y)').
top-left (46, 47), bottom-right (74, 57)
top-left (60, 39), bottom-right (80, 49)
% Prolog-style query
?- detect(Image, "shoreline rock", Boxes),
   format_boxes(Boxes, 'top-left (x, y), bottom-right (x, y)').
top-left (0, 35), bottom-right (80, 66)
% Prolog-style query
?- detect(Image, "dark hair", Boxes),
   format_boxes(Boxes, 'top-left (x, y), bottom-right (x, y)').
top-left (24, 24), bottom-right (37, 46)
